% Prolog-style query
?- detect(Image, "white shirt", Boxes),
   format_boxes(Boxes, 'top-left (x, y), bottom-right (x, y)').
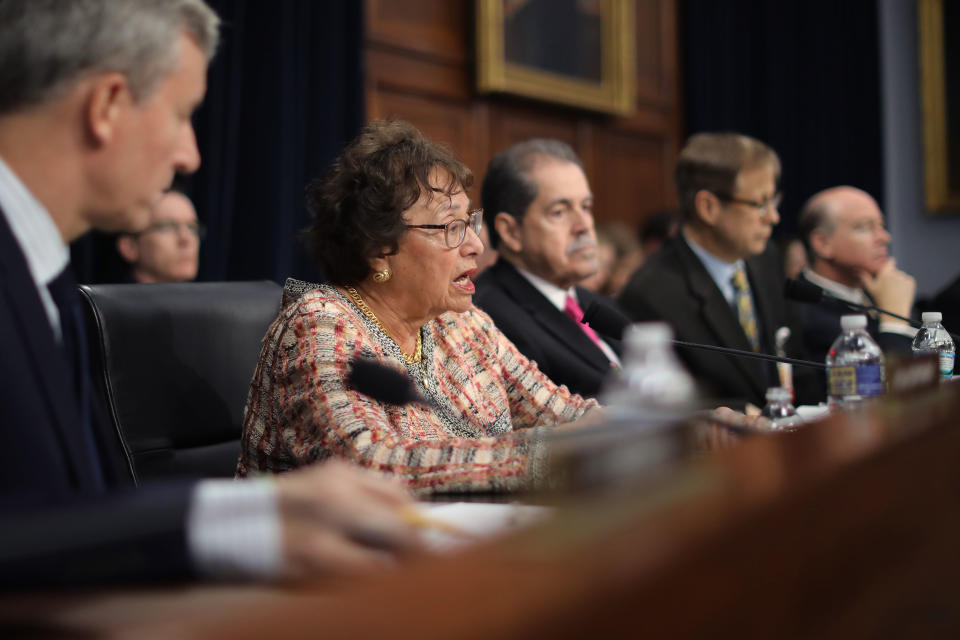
top-left (802, 268), bottom-right (916, 339)
top-left (0, 155), bottom-right (282, 580)
top-left (515, 267), bottom-right (621, 367)
top-left (0, 155), bottom-right (68, 340)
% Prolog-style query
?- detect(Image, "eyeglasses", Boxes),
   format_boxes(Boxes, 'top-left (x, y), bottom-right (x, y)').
top-left (405, 209), bottom-right (483, 249)
top-left (138, 220), bottom-right (206, 240)
top-left (716, 192), bottom-right (783, 213)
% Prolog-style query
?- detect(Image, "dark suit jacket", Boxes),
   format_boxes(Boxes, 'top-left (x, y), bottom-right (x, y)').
top-left (617, 234), bottom-right (818, 408)
top-left (474, 259), bottom-right (621, 398)
top-left (794, 271), bottom-right (913, 390)
top-left (0, 208), bottom-right (194, 587)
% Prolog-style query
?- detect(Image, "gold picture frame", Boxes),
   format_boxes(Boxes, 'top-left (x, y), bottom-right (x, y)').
top-left (919, 0), bottom-right (960, 212)
top-left (476, 0), bottom-right (636, 116)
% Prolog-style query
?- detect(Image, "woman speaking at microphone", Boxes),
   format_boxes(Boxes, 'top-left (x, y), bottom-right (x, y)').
top-left (237, 121), bottom-right (599, 493)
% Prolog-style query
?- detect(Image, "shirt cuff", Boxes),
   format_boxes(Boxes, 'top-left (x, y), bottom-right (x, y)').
top-left (186, 478), bottom-right (282, 580)
top-left (879, 322), bottom-right (917, 339)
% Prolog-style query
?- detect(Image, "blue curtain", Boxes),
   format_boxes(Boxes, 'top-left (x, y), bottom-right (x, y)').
top-left (680, 0), bottom-right (883, 237)
top-left (72, 0), bottom-right (364, 284)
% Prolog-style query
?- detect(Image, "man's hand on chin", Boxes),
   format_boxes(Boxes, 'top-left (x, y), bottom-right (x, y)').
top-left (859, 258), bottom-right (915, 323)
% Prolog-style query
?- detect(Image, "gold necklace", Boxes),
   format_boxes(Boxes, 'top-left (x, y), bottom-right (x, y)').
top-left (345, 286), bottom-right (422, 364)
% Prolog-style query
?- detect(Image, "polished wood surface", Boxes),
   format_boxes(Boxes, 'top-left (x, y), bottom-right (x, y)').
top-left (3, 383), bottom-right (960, 638)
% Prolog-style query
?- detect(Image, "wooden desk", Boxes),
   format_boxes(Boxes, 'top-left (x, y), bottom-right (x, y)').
top-left (4, 384), bottom-right (960, 638)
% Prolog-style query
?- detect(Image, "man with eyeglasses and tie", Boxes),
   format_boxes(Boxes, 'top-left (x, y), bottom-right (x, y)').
top-left (474, 139), bottom-right (622, 398)
top-left (618, 132), bottom-right (817, 409)
top-left (116, 187), bottom-right (203, 283)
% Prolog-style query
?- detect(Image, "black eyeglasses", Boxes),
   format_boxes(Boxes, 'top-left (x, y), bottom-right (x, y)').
top-left (138, 220), bottom-right (206, 240)
top-left (715, 192), bottom-right (783, 213)
top-left (405, 209), bottom-right (483, 248)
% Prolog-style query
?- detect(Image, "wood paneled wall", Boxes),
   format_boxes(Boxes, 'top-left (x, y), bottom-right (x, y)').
top-left (364, 0), bottom-right (681, 230)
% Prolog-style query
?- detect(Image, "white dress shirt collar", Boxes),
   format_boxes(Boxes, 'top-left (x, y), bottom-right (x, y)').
top-left (515, 266), bottom-right (573, 311)
top-left (0, 154), bottom-right (70, 336)
top-left (802, 268), bottom-right (869, 305)
top-left (0, 155), bottom-right (69, 288)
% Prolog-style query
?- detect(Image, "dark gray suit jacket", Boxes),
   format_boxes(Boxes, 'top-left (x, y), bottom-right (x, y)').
top-left (474, 259), bottom-right (620, 398)
top-left (618, 234), bottom-right (819, 408)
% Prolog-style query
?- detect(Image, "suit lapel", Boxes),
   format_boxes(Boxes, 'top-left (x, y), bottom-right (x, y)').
top-left (676, 237), bottom-right (767, 397)
top-left (493, 262), bottom-right (613, 373)
top-left (746, 254), bottom-right (778, 353)
top-left (0, 209), bottom-right (94, 487)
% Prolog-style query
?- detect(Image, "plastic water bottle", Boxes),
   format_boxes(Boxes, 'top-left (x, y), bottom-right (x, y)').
top-left (761, 387), bottom-right (803, 431)
top-left (601, 322), bottom-right (696, 428)
top-left (911, 311), bottom-right (955, 378)
top-left (825, 314), bottom-right (885, 408)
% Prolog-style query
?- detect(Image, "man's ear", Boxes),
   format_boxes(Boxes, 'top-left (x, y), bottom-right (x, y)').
top-left (494, 212), bottom-right (523, 253)
top-left (693, 189), bottom-right (723, 227)
top-left (809, 228), bottom-right (832, 261)
top-left (116, 235), bottom-right (140, 264)
top-left (85, 73), bottom-right (130, 145)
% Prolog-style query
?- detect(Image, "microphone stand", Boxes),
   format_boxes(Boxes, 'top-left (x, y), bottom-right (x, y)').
top-left (672, 340), bottom-right (826, 370)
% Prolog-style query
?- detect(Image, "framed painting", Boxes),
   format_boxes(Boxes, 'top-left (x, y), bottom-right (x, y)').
top-left (476, 0), bottom-right (636, 115)
top-left (920, 0), bottom-right (960, 212)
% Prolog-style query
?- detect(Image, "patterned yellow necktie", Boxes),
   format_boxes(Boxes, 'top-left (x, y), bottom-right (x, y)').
top-left (731, 264), bottom-right (760, 352)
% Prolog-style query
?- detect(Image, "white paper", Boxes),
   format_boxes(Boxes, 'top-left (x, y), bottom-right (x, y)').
top-left (416, 502), bottom-right (552, 551)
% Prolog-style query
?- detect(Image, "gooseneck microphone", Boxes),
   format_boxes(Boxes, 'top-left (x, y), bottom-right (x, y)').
top-left (581, 301), bottom-right (826, 370)
top-left (784, 278), bottom-right (960, 343)
top-left (347, 358), bottom-right (427, 406)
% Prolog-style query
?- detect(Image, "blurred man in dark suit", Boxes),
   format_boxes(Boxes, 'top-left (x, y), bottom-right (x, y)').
top-left (0, 0), bottom-right (415, 587)
top-left (795, 186), bottom-right (916, 364)
top-left (474, 139), bottom-right (621, 398)
top-left (618, 133), bottom-right (814, 408)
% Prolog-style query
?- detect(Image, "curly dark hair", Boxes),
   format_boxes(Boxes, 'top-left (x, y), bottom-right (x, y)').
top-left (304, 120), bottom-right (473, 286)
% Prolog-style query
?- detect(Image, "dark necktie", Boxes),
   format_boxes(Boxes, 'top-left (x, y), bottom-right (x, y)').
top-left (47, 267), bottom-right (105, 491)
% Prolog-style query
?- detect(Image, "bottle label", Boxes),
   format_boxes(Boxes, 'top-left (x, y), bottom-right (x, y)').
top-left (940, 351), bottom-right (955, 378)
top-left (827, 364), bottom-right (884, 397)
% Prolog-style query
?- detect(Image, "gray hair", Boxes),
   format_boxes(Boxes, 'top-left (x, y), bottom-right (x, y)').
top-left (481, 138), bottom-right (583, 249)
top-left (0, 0), bottom-right (220, 115)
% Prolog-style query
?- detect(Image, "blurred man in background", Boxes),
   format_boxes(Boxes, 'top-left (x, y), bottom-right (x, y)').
top-left (475, 138), bottom-right (621, 398)
top-left (618, 133), bottom-right (815, 408)
top-left (795, 186), bottom-right (915, 363)
top-left (116, 188), bottom-right (202, 283)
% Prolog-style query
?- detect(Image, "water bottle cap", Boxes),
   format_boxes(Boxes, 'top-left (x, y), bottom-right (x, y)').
top-left (624, 321), bottom-right (673, 345)
top-left (765, 386), bottom-right (791, 402)
top-left (921, 311), bottom-right (942, 323)
top-left (840, 314), bottom-right (867, 330)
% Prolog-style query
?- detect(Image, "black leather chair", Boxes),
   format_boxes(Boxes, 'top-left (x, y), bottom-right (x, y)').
top-left (78, 281), bottom-right (282, 485)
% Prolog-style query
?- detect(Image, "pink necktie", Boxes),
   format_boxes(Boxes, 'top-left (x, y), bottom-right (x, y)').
top-left (564, 294), bottom-right (605, 351)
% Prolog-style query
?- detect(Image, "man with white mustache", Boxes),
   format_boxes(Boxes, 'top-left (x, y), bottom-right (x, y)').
top-left (475, 139), bottom-right (622, 398)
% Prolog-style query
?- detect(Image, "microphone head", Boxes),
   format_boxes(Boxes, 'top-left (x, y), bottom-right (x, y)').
top-left (581, 300), bottom-right (633, 340)
top-left (784, 278), bottom-right (825, 304)
top-left (347, 358), bottom-right (422, 406)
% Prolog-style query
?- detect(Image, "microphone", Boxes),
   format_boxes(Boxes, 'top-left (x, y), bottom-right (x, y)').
top-left (581, 301), bottom-right (825, 370)
top-left (785, 278), bottom-right (960, 343)
top-left (347, 358), bottom-right (427, 406)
